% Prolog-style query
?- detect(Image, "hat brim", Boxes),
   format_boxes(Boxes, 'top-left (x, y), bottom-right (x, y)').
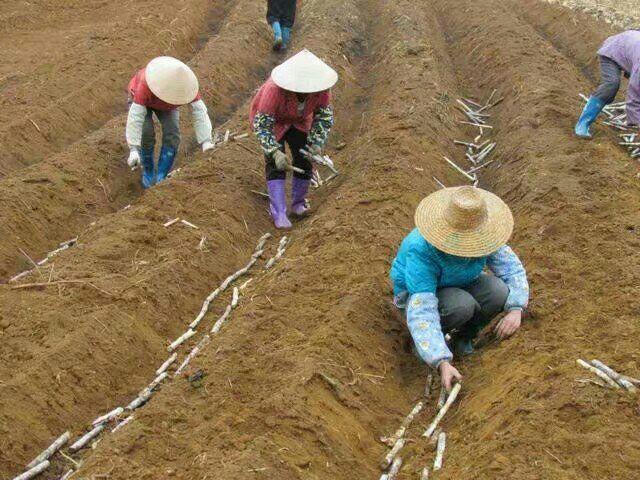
top-left (415, 187), bottom-right (514, 257)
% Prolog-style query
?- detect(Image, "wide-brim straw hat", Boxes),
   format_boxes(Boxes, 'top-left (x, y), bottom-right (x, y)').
top-left (271, 49), bottom-right (338, 93)
top-left (415, 186), bottom-right (514, 257)
top-left (146, 56), bottom-right (199, 105)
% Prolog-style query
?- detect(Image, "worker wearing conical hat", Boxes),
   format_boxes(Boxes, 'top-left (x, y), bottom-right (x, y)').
top-left (267, 0), bottom-right (297, 51)
top-left (125, 56), bottom-right (214, 188)
top-left (575, 30), bottom-right (640, 138)
top-left (390, 187), bottom-right (530, 391)
top-left (250, 50), bottom-right (338, 229)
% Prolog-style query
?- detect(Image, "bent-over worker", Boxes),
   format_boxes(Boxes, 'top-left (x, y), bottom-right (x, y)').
top-left (250, 49), bottom-right (337, 229)
top-left (126, 56), bottom-right (214, 188)
top-left (390, 186), bottom-right (530, 391)
top-left (576, 30), bottom-right (640, 138)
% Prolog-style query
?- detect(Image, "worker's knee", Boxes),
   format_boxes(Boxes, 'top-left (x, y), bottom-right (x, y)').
top-left (437, 288), bottom-right (479, 331)
top-left (476, 275), bottom-right (509, 317)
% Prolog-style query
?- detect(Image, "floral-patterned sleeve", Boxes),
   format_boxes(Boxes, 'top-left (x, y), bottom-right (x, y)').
top-left (307, 105), bottom-right (334, 147)
top-left (252, 112), bottom-right (280, 157)
top-left (487, 245), bottom-right (530, 311)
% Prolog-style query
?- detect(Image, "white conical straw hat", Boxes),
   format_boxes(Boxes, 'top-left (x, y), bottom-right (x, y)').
top-left (271, 49), bottom-right (338, 93)
top-left (145, 56), bottom-right (199, 105)
top-left (415, 186), bottom-right (514, 257)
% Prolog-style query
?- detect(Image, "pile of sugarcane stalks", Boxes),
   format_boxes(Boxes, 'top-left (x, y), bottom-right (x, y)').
top-left (435, 91), bottom-right (503, 189)
top-left (14, 233), bottom-right (291, 480)
top-left (576, 358), bottom-right (639, 392)
top-left (579, 94), bottom-right (640, 160)
top-left (377, 373), bottom-right (462, 480)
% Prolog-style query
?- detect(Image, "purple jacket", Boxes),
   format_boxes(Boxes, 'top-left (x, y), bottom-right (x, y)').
top-left (598, 31), bottom-right (640, 124)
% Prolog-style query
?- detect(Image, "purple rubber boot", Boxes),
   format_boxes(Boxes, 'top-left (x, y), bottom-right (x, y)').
top-left (291, 177), bottom-right (310, 217)
top-left (267, 179), bottom-right (292, 229)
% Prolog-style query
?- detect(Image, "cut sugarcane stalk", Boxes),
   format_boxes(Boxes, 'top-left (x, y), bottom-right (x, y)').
top-left (13, 460), bottom-right (50, 480)
top-left (442, 156), bottom-right (475, 181)
top-left (26, 432), bottom-right (70, 469)
top-left (181, 219), bottom-right (199, 229)
top-left (59, 468), bottom-right (74, 480)
top-left (156, 353), bottom-right (177, 376)
top-left (576, 359), bottom-right (620, 389)
top-left (433, 432), bottom-right (446, 471)
top-left (168, 329), bottom-right (196, 352)
top-left (380, 438), bottom-right (405, 470)
top-left (423, 383), bottom-right (462, 438)
top-left (421, 467), bottom-right (430, 479)
top-left (92, 407), bottom-right (123, 426)
top-left (387, 456), bottom-right (403, 479)
top-left (231, 287), bottom-right (240, 308)
top-left (112, 415), bottom-right (134, 433)
top-left (69, 425), bottom-right (104, 452)
top-left (437, 385), bottom-right (446, 408)
top-left (211, 305), bottom-right (233, 334)
top-left (163, 218), bottom-right (180, 227)
top-left (590, 360), bottom-right (637, 392)
top-left (425, 372), bottom-right (433, 397)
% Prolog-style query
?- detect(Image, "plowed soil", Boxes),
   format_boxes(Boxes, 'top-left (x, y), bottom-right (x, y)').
top-left (1, 0), bottom-right (639, 479)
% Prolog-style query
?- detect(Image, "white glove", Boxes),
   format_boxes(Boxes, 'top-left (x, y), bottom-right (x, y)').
top-left (273, 150), bottom-right (290, 171)
top-left (202, 140), bottom-right (215, 152)
top-left (127, 150), bottom-right (141, 168)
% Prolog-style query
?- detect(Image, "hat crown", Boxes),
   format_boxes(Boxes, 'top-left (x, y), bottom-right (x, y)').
top-left (444, 186), bottom-right (488, 231)
top-left (271, 49), bottom-right (339, 93)
top-left (145, 56), bottom-right (199, 105)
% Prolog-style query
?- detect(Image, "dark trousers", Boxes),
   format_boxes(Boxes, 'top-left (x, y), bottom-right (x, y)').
top-left (593, 55), bottom-right (625, 105)
top-left (265, 127), bottom-right (312, 180)
top-left (437, 274), bottom-right (509, 341)
top-left (267, 0), bottom-right (297, 28)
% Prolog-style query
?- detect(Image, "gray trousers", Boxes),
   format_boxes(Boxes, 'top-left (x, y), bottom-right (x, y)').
top-left (437, 273), bottom-right (509, 341)
top-left (141, 108), bottom-right (181, 150)
top-left (593, 55), bottom-right (623, 104)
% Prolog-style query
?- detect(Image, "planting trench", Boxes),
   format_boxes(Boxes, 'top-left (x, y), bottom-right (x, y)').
top-left (0, 0), bottom-right (278, 282)
top-left (3, 0), bottom-right (640, 479)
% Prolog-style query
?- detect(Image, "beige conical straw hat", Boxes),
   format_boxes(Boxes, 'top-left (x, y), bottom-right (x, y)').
top-left (415, 186), bottom-right (514, 257)
top-left (271, 49), bottom-right (338, 93)
top-left (145, 56), bottom-right (199, 105)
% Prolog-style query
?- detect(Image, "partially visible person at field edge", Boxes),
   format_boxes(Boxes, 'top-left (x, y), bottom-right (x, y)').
top-left (267, 0), bottom-right (297, 51)
top-left (576, 30), bottom-right (640, 138)
top-left (390, 186), bottom-right (530, 392)
top-left (125, 56), bottom-right (214, 189)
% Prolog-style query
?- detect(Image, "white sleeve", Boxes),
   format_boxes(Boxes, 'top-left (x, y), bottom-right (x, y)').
top-left (126, 103), bottom-right (148, 149)
top-left (190, 99), bottom-right (213, 144)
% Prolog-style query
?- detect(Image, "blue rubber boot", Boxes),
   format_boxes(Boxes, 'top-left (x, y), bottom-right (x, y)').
top-left (575, 97), bottom-right (606, 138)
top-left (156, 145), bottom-right (177, 183)
top-left (272, 21), bottom-right (283, 51)
top-left (140, 148), bottom-right (155, 189)
top-left (453, 337), bottom-right (475, 356)
top-left (282, 27), bottom-right (292, 49)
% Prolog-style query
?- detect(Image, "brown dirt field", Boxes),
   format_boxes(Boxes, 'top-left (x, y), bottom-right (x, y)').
top-left (0, 0), bottom-right (214, 174)
top-left (0, 0), bottom-right (278, 282)
top-left (540, 0), bottom-right (640, 29)
top-left (2, 0), bottom-right (640, 479)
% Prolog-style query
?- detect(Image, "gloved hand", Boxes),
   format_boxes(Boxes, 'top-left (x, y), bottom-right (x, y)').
top-left (307, 144), bottom-right (322, 157)
top-left (127, 150), bottom-right (141, 168)
top-left (202, 140), bottom-right (215, 152)
top-left (273, 150), bottom-right (290, 171)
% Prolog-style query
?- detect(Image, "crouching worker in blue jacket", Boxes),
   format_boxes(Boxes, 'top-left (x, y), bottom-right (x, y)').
top-left (390, 186), bottom-right (530, 392)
